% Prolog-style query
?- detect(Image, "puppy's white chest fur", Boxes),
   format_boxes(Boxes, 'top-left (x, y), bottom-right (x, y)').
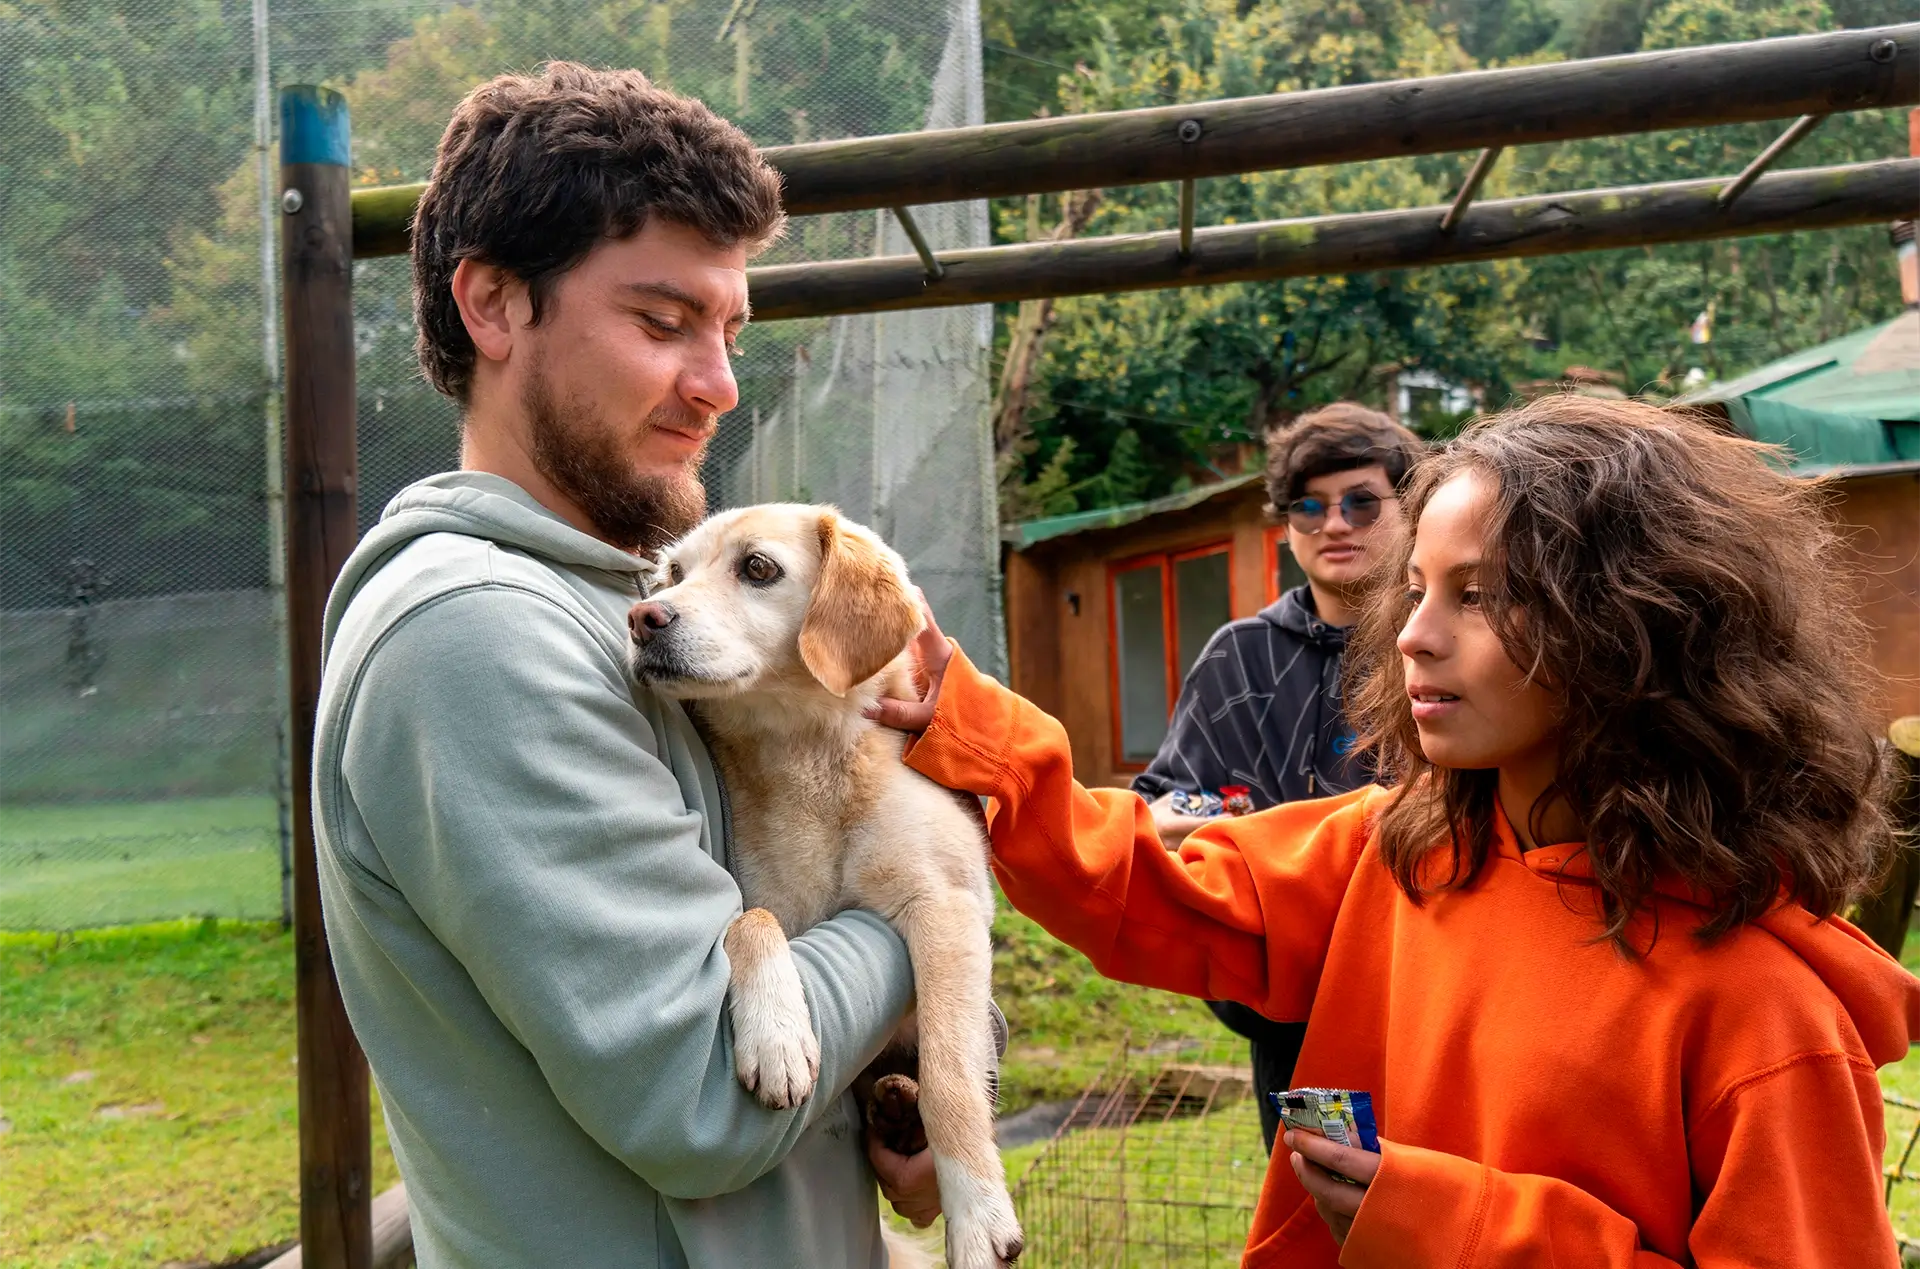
top-left (695, 671), bottom-right (991, 937)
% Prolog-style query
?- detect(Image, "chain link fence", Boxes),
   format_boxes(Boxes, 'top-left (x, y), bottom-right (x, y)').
top-left (1, 0), bottom-right (1000, 931)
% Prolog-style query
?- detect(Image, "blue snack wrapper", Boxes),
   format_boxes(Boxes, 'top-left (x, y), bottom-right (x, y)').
top-left (1270, 1087), bottom-right (1380, 1154)
top-left (1169, 789), bottom-right (1226, 818)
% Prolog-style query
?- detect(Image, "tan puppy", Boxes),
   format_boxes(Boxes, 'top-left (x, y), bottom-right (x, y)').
top-left (628, 504), bottom-right (1023, 1269)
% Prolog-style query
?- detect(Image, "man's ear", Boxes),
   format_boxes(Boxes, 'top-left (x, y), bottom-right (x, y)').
top-left (799, 512), bottom-right (923, 697)
top-left (449, 258), bottom-right (525, 365)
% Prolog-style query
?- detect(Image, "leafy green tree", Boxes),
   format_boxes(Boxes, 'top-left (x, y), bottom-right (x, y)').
top-left (999, 0), bottom-right (1528, 516)
top-left (1504, 0), bottom-right (1907, 394)
top-left (1427, 0), bottom-right (1562, 62)
top-left (989, 0), bottom-right (1912, 518)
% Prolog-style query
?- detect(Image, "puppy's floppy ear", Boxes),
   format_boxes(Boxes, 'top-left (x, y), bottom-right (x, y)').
top-left (799, 511), bottom-right (923, 696)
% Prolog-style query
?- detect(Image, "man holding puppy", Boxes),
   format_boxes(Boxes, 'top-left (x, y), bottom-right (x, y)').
top-left (312, 64), bottom-right (938, 1265)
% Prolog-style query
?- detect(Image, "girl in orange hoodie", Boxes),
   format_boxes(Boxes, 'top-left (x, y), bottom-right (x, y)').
top-left (875, 397), bottom-right (1919, 1266)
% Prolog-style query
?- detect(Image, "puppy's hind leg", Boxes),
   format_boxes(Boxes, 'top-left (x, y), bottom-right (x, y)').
top-left (725, 909), bottom-right (820, 1109)
top-left (895, 894), bottom-right (1024, 1269)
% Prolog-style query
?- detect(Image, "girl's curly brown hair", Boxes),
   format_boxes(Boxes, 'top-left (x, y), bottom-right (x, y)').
top-left (1346, 395), bottom-right (1890, 950)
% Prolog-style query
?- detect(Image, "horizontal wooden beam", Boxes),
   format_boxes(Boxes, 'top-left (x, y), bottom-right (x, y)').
top-left (744, 159), bottom-right (1920, 321)
top-left (349, 183), bottom-right (421, 260)
top-left (349, 24), bottom-right (1918, 256)
top-left (770, 25), bottom-right (1915, 215)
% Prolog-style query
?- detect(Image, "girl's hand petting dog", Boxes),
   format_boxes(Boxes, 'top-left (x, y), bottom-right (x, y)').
top-left (1285, 1130), bottom-right (1383, 1246)
top-left (867, 1131), bottom-right (942, 1228)
top-left (864, 591), bottom-right (952, 734)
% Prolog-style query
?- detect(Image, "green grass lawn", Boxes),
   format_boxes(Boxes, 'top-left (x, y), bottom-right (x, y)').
top-left (0, 919), bottom-right (400, 1269)
top-left (0, 798), bottom-right (283, 931)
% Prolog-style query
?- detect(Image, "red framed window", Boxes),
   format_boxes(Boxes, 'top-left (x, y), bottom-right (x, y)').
top-left (1262, 525), bottom-right (1309, 606)
top-left (1109, 542), bottom-right (1234, 766)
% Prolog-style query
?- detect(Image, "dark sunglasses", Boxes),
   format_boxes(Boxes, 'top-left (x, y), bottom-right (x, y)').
top-left (1286, 489), bottom-right (1394, 534)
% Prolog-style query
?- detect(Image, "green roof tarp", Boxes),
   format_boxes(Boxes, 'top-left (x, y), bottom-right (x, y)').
top-left (1721, 397), bottom-right (1918, 472)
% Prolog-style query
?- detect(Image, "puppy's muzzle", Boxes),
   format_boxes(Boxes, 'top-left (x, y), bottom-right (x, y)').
top-left (629, 600), bottom-right (677, 644)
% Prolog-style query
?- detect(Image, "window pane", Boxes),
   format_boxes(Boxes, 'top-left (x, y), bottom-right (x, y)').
top-left (1114, 562), bottom-right (1169, 763)
top-left (1276, 538), bottom-right (1308, 597)
top-left (1173, 551), bottom-right (1232, 682)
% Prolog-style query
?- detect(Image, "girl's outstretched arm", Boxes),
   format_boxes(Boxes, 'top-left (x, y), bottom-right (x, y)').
top-left (893, 637), bottom-right (1373, 1023)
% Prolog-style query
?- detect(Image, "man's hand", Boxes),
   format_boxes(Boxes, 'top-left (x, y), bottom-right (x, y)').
top-left (867, 1133), bottom-right (942, 1228)
top-left (1285, 1129), bottom-right (1382, 1247)
top-left (865, 592), bottom-right (952, 734)
top-left (1147, 793), bottom-right (1214, 850)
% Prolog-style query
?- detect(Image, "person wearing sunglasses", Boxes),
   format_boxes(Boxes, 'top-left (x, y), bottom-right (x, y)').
top-left (1132, 402), bottom-right (1425, 1152)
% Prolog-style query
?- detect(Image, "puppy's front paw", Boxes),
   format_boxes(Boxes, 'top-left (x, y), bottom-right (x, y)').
top-left (731, 983), bottom-right (820, 1109)
top-left (940, 1159), bottom-right (1025, 1269)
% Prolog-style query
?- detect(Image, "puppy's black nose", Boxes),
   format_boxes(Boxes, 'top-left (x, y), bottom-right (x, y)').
top-left (628, 601), bottom-right (677, 644)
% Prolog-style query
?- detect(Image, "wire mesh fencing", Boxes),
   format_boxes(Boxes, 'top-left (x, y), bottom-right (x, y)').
top-left (1885, 1091), bottom-right (1920, 1263)
top-left (1, 0), bottom-right (1001, 930)
top-left (1011, 1035), bottom-right (1268, 1267)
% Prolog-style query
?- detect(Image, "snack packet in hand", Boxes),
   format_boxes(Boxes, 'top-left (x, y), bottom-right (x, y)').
top-left (1271, 1088), bottom-right (1380, 1182)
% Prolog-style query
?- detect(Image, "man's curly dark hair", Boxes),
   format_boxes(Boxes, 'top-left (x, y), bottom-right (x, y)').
top-left (411, 62), bottom-right (786, 404)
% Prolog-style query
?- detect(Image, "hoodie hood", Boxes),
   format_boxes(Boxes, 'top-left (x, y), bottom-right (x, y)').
top-left (1497, 810), bottom-right (1920, 1067)
top-left (1755, 906), bottom-right (1920, 1066)
top-left (1260, 585), bottom-right (1349, 650)
top-left (321, 472), bottom-right (648, 663)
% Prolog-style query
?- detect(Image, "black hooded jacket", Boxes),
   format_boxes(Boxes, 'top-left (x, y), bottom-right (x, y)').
top-left (1130, 584), bottom-right (1368, 1148)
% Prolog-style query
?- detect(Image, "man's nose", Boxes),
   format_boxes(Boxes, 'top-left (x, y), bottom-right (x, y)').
top-left (628, 601), bottom-right (678, 644)
top-left (681, 334), bottom-right (741, 418)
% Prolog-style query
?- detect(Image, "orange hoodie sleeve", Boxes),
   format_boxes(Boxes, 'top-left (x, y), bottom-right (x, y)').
top-left (1341, 1051), bottom-right (1896, 1268)
top-left (1339, 1143), bottom-right (1682, 1268)
top-left (903, 644), bottom-right (1373, 1021)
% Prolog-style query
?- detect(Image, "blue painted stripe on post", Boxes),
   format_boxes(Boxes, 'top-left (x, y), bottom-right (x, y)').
top-left (280, 85), bottom-right (350, 167)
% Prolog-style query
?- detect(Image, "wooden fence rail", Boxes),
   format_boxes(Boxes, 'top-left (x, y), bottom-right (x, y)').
top-left (746, 159), bottom-right (1920, 321)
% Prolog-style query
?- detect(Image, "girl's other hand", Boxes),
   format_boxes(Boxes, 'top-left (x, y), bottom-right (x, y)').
top-left (1285, 1129), bottom-right (1383, 1246)
top-left (865, 591), bottom-right (952, 734)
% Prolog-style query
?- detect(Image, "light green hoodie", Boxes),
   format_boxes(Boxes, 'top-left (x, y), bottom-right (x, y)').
top-left (313, 472), bottom-right (914, 1268)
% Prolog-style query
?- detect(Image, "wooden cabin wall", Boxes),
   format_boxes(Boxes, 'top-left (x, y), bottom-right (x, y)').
top-left (1836, 471), bottom-right (1920, 723)
top-left (1007, 486), bottom-right (1276, 789)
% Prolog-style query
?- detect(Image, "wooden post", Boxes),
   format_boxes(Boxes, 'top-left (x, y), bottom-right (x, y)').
top-left (279, 84), bottom-right (371, 1269)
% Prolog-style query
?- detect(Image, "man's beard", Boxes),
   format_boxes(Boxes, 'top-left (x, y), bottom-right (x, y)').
top-left (523, 360), bottom-right (708, 553)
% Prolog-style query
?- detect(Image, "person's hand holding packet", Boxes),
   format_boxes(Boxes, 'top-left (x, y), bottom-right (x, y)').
top-left (1272, 1088), bottom-right (1383, 1247)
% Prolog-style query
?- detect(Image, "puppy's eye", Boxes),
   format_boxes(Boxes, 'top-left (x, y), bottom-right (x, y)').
top-left (739, 553), bottom-right (782, 586)
top-left (668, 560), bottom-right (684, 586)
